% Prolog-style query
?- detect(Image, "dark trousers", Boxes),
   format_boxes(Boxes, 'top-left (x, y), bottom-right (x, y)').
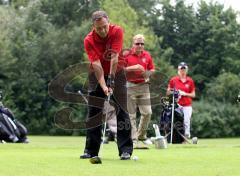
top-left (83, 71), bottom-right (133, 156)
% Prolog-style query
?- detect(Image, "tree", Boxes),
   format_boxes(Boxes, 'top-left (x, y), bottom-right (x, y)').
top-left (127, 0), bottom-right (161, 25)
top-left (206, 72), bottom-right (240, 104)
top-left (40, 0), bottom-right (100, 27)
top-left (0, 0), bottom-right (100, 134)
top-left (190, 1), bottom-right (240, 91)
top-left (0, 6), bottom-right (18, 107)
top-left (142, 0), bottom-right (240, 96)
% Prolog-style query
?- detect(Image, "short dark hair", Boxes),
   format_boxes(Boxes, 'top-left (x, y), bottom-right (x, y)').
top-left (92, 10), bottom-right (108, 22)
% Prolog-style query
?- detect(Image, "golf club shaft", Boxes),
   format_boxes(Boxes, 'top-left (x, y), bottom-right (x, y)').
top-left (177, 131), bottom-right (191, 144)
top-left (78, 90), bottom-right (88, 104)
top-left (170, 91), bottom-right (175, 144)
top-left (99, 93), bottom-right (112, 157)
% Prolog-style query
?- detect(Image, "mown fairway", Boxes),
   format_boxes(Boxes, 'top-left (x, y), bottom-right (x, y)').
top-left (0, 136), bottom-right (239, 176)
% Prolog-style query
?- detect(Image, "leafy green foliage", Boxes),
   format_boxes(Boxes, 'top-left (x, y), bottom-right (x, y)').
top-left (206, 72), bottom-right (240, 103)
top-left (144, 0), bottom-right (240, 95)
top-left (0, 7), bottom-right (17, 78)
top-left (0, 1), bottom-right (98, 134)
top-left (192, 99), bottom-right (240, 137)
top-left (0, 0), bottom-right (239, 137)
top-left (102, 0), bottom-right (159, 52)
top-left (40, 0), bottom-right (100, 27)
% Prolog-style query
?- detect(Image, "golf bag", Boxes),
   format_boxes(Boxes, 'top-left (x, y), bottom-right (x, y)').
top-left (0, 106), bottom-right (28, 143)
top-left (159, 96), bottom-right (185, 144)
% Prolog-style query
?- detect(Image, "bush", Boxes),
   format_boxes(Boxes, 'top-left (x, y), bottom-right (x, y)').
top-left (206, 72), bottom-right (240, 104)
top-left (191, 99), bottom-right (240, 138)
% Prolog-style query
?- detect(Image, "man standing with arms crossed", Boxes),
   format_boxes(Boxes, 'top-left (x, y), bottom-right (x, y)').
top-left (80, 11), bottom-right (133, 160)
top-left (124, 34), bottom-right (155, 148)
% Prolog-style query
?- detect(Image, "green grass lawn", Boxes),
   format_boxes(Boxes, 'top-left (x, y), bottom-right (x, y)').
top-left (0, 136), bottom-right (240, 176)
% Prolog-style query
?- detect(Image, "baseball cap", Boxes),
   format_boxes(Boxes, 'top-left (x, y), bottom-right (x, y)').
top-left (178, 62), bottom-right (188, 69)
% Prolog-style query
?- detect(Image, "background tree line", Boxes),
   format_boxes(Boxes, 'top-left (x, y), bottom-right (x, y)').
top-left (0, 0), bottom-right (239, 137)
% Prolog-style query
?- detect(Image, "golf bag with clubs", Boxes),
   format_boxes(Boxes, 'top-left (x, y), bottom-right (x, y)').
top-left (159, 90), bottom-right (185, 144)
top-left (0, 99), bottom-right (28, 143)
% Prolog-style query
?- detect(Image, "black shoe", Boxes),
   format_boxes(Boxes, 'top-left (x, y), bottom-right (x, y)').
top-left (80, 153), bottom-right (91, 159)
top-left (120, 152), bottom-right (131, 160)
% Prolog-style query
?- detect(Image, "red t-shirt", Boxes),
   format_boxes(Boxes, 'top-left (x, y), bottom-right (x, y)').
top-left (84, 24), bottom-right (123, 75)
top-left (124, 50), bottom-right (155, 83)
top-left (168, 76), bottom-right (195, 106)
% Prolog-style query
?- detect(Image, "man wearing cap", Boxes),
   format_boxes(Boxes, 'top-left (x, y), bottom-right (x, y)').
top-left (124, 34), bottom-right (155, 147)
top-left (167, 62), bottom-right (195, 139)
top-left (80, 10), bottom-right (133, 160)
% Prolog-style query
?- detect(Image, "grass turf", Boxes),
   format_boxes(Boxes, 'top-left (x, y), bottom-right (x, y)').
top-left (0, 136), bottom-right (240, 176)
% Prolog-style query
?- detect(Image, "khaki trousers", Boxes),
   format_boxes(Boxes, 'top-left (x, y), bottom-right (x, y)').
top-left (127, 83), bottom-right (152, 140)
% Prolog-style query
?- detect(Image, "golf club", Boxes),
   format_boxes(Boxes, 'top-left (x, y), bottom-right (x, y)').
top-left (89, 92), bottom-right (112, 164)
top-left (176, 130), bottom-right (198, 144)
top-left (78, 90), bottom-right (88, 104)
top-left (170, 88), bottom-right (176, 144)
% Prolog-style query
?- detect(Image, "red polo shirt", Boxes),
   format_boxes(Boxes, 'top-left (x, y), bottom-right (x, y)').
top-left (124, 50), bottom-right (155, 83)
top-left (168, 76), bottom-right (195, 106)
top-left (84, 24), bottom-right (123, 75)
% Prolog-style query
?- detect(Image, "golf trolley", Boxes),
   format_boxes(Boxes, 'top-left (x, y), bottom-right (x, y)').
top-left (159, 90), bottom-right (186, 144)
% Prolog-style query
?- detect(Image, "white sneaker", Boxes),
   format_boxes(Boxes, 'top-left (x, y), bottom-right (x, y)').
top-left (143, 138), bottom-right (153, 145)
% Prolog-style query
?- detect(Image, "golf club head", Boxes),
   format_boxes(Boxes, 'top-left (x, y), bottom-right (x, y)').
top-left (89, 156), bottom-right (102, 164)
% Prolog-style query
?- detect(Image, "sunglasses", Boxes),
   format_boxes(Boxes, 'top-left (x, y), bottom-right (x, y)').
top-left (135, 43), bottom-right (144, 46)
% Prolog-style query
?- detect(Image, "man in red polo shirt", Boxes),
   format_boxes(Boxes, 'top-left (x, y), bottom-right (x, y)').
top-left (167, 62), bottom-right (196, 139)
top-left (124, 34), bottom-right (155, 148)
top-left (80, 11), bottom-right (133, 160)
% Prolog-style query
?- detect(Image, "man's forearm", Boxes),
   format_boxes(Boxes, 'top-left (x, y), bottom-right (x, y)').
top-left (92, 60), bottom-right (107, 89)
top-left (186, 91), bottom-right (196, 98)
top-left (109, 53), bottom-right (118, 76)
top-left (125, 64), bottom-right (145, 72)
top-left (125, 65), bottom-right (138, 72)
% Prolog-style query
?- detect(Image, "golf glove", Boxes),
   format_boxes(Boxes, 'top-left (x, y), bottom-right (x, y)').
top-left (106, 74), bottom-right (115, 89)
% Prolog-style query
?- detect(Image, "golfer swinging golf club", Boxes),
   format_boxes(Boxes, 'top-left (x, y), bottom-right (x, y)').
top-left (80, 10), bottom-right (133, 163)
